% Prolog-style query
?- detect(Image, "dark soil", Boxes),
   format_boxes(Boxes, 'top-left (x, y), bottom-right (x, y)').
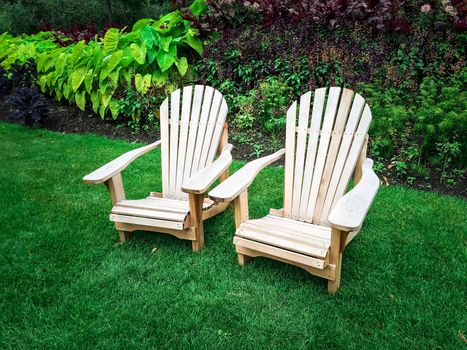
top-left (1, 93), bottom-right (465, 198)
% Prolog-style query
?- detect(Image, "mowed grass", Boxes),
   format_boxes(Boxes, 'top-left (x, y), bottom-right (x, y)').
top-left (0, 121), bottom-right (465, 349)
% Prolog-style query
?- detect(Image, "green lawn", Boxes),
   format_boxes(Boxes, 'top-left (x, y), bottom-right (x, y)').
top-left (0, 122), bottom-right (465, 349)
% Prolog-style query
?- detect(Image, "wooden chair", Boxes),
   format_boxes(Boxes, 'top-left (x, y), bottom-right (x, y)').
top-left (83, 85), bottom-right (232, 251)
top-left (208, 87), bottom-right (380, 293)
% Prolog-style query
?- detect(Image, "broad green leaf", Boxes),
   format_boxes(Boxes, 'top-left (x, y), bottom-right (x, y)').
top-left (135, 73), bottom-right (144, 93)
top-left (75, 90), bottom-right (86, 111)
top-left (109, 100), bottom-right (120, 120)
top-left (135, 73), bottom-right (152, 93)
top-left (185, 32), bottom-right (203, 55)
top-left (130, 43), bottom-right (146, 65)
top-left (152, 69), bottom-right (168, 86)
top-left (107, 50), bottom-right (123, 71)
top-left (70, 41), bottom-right (85, 65)
top-left (100, 90), bottom-right (112, 109)
top-left (84, 69), bottom-right (94, 94)
top-left (175, 57), bottom-right (188, 76)
top-left (99, 104), bottom-right (107, 119)
top-left (108, 67), bottom-right (120, 85)
top-left (159, 35), bottom-right (172, 52)
top-left (90, 91), bottom-right (99, 113)
top-left (71, 66), bottom-right (86, 92)
top-left (189, 0), bottom-right (207, 16)
top-left (132, 18), bottom-right (154, 32)
top-left (157, 44), bottom-right (177, 72)
top-left (103, 28), bottom-right (120, 53)
top-left (141, 26), bottom-right (160, 48)
top-left (99, 50), bottom-right (122, 82)
top-left (147, 47), bottom-right (157, 64)
top-left (36, 54), bottom-right (49, 72)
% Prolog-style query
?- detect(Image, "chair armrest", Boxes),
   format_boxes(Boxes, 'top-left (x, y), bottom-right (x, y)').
top-left (328, 158), bottom-right (380, 231)
top-left (209, 148), bottom-right (286, 202)
top-left (182, 144), bottom-right (233, 194)
top-left (82, 140), bottom-right (161, 184)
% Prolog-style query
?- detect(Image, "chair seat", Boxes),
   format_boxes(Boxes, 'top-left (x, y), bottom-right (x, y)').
top-left (235, 214), bottom-right (331, 259)
top-left (110, 196), bottom-right (213, 231)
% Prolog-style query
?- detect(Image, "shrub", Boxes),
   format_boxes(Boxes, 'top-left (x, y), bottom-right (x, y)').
top-left (7, 87), bottom-right (49, 126)
top-left (0, 1), bottom-right (208, 121)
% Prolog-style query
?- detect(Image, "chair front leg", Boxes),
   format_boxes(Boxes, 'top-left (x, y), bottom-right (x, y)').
top-left (189, 193), bottom-right (205, 252)
top-left (233, 190), bottom-right (250, 265)
top-left (104, 173), bottom-right (130, 243)
top-left (327, 227), bottom-right (348, 294)
top-left (233, 190), bottom-right (249, 229)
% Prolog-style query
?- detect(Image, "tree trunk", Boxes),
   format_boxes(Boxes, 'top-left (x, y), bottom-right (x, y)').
top-left (106, 0), bottom-right (113, 25)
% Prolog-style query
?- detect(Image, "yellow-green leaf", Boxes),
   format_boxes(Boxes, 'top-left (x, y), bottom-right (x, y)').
top-left (130, 43), bottom-right (146, 65)
top-left (175, 57), bottom-right (188, 76)
top-left (156, 44), bottom-right (176, 72)
top-left (103, 28), bottom-right (120, 53)
top-left (71, 66), bottom-right (86, 92)
top-left (75, 90), bottom-right (86, 111)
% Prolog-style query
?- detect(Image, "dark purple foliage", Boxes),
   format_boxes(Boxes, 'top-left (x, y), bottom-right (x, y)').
top-left (7, 87), bottom-right (49, 126)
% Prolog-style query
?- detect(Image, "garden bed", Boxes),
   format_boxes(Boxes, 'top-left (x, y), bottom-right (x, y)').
top-left (1, 90), bottom-right (465, 198)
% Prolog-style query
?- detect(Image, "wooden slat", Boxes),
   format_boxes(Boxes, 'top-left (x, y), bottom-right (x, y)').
top-left (237, 222), bottom-right (329, 258)
top-left (198, 90), bottom-right (223, 169)
top-left (206, 101), bottom-right (228, 165)
top-left (291, 91), bottom-right (311, 219)
top-left (110, 214), bottom-right (185, 230)
top-left (233, 237), bottom-right (327, 269)
top-left (330, 104), bottom-right (373, 209)
top-left (312, 88), bottom-right (354, 223)
top-left (298, 88), bottom-right (326, 219)
top-left (115, 222), bottom-right (196, 240)
top-left (181, 144), bottom-right (233, 194)
top-left (175, 86), bottom-right (193, 195)
top-left (184, 85), bottom-right (205, 179)
top-left (262, 215), bottom-right (331, 239)
top-left (318, 93), bottom-right (366, 224)
top-left (305, 87), bottom-right (341, 222)
top-left (191, 86), bottom-right (214, 175)
top-left (111, 206), bottom-right (186, 222)
top-left (283, 101), bottom-right (297, 216)
top-left (169, 88), bottom-right (181, 197)
top-left (160, 98), bottom-right (170, 196)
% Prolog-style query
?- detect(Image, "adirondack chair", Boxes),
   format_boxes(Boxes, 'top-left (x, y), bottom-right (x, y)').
top-left (209, 87), bottom-right (380, 293)
top-left (83, 85), bottom-right (233, 252)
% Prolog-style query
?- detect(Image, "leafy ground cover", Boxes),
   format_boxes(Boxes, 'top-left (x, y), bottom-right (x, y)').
top-left (0, 122), bottom-right (465, 349)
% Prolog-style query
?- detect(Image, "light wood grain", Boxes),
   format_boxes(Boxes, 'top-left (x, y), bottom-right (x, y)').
top-left (208, 148), bottom-right (286, 202)
top-left (305, 87), bottom-right (341, 222)
top-left (298, 88), bottom-right (326, 220)
top-left (328, 158), bottom-right (379, 231)
top-left (283, 101), bottom-right (297, 215)
top-left (169, 88), bottom-right (181, 197)
top-left (181, 143), bottom-right (233, 194)
top-left (291, 91), bottom-right (312, 218)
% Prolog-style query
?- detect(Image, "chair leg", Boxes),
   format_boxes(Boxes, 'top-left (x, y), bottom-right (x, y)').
top-left (191, 221), bottom-right (205, 252)
top-left (327, 253), bottom-right (342, 294)
top-left (118, 230), bottom-right (130, 243)
top-left (237, 253), bottom-right (250, 266)
top-left (189, 193), bottom-right (205, 252)
top-left (327, 227), bottom-right (344, 294)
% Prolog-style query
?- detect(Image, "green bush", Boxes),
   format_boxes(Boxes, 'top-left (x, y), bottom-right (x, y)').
top-left (0, 1), bottom-right (207, 121)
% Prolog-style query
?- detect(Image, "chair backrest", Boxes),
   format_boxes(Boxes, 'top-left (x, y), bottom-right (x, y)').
top-left (283, 87), bottom-right (372, 226)
top-left (160, 85), bottom-right (228, 200)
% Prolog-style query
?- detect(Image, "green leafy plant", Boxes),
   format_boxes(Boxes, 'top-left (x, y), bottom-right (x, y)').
top-left (0, 0), bottom-right (208, 121)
